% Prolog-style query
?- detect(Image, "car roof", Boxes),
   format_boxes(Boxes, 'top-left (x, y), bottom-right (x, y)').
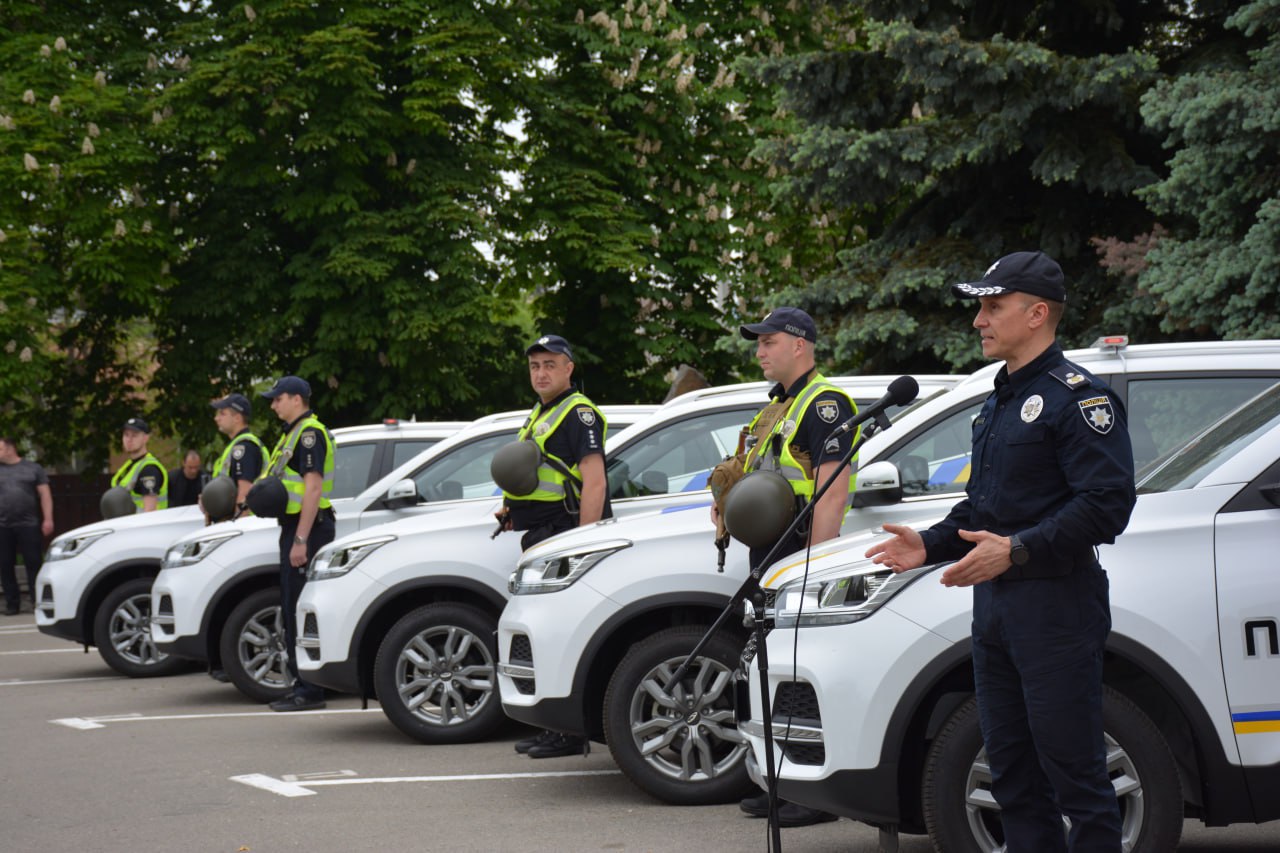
top-left (330, 420), bottom-right (470, 443)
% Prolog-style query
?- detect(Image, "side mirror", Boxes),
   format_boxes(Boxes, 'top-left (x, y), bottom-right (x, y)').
top-left (382, 478), bottom-right (420, 509)
top-left (851, 461), bottom-right (903, 508)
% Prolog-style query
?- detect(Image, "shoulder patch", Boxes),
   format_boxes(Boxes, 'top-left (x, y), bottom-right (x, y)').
top-left (142, 476), bottom-right (156, 491)
top-left (232, 444), bottom-right (246, 460)
top-left (301, 431), bottom-right (316, 448)
top-left (576, 407), bottom-right (597, 427)
top-left (1078, 396), bottom-right (1115, 434)
top-left (1049, 363), bottom-right (1092, 390)
top-left (815, 400), bottom-right (839, 424)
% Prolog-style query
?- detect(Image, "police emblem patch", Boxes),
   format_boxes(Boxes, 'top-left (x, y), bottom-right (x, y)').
top-left (1021, 395), bottom-right (1044, 423)
top-left (534, 422), bottom-right (551, 437)
top-left (232, 445), bottom-right (246, 460)
top-left (1078, 396), bottom-right (1115, 434)
top-left (142, 477), bottom-right (155, 490)
top-left (816, 401), bottom-right (839, 424)
top-left (576, 407), bottom-right (597, 427)
top-left (780, 419), bottom-right (796, 437)
top-left (301, 432), bottom-right (316, 448)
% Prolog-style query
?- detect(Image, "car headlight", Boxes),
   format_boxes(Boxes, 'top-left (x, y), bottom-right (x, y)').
top-left (508, 539), bottom-right (632, 595)
top-left (308, 535), bottom-right (396, 580)
top-left (46, 530), bottom-right (113, 562)
top-left (162, 531), bottom-right (242, 569)
top-left (771, 565), bottom-right (931, 628)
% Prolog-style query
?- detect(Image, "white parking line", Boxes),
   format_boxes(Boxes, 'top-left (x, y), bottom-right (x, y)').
top-left (231, 769), bottom-right (623, 798)
top-left (0, 647), bottom-right (86, 655)
top-left (3, 676), bottom-right (119, 687)
top-left (0, 624), bottom-right (38, 634)
top-left (50, 707), bottom-right (381, 730)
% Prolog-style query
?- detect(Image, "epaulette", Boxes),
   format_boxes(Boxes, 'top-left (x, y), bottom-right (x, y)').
top-left (1049, 363), bottom-right (1092, 390)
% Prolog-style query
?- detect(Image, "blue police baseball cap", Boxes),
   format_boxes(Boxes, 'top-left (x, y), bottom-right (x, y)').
top-left (740, 307), bottom-right (817, 343)
top-left (526, 334), bottom-right (574, 360)
top-left (123, 417), bottom-right (150, 434)
top-left (211, 393), bottom-right (252, 417)
top-left (952, 251), bottom-right (1067, 303)
top-left (261, 376), bottom-right (312, 399)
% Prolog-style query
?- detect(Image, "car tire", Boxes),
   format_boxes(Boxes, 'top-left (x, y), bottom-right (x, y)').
top-left (94, 577), bottom-right (186, 678)
top-left (373, 603), bottom-right (503, 744)
top-left (923, 686), bottom-right (1183, 852)
top-left (219, 588), bottom-right (291, 703)
top-left (603, 625), bottom-right (753, 805)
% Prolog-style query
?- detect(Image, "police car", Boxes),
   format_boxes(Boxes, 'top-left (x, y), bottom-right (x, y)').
top-left (496, 339), bottom-right (1280, 805)
top-left (293, 376), bottom-right (959, 745)
top-left (150, 407), bottom-right (655, 702)
top-left (35, 420), bottom-right (466, 677)
top-left (746, 379), bottom-right (1280, 851)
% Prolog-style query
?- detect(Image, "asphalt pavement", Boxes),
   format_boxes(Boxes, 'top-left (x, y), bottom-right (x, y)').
top-left (2, 612), bottom-right (1276, 852)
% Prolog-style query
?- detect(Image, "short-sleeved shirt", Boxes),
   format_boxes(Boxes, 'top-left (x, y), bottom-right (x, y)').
top-left (506, 386), bottom-right (609, 530)
top-left (118, 458), bottom-right (166, 499)
top-left (283, 413), bottom-right (329, 479)
top-left (920, 342), bottom-right (1136, 579)
top-left (0, 459), bottom-right (50, 527)
top-left (225, 430), bottom-right (266, 484)
top-left (748, 370), bottom-right (856, 566)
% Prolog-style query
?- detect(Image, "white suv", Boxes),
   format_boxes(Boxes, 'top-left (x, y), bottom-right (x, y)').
top-left (35, 420), bottom-right (465, 677)
top-left (747, 380), bottom-right (1280, 851)
top-left (150, 407), bottom-right (655, 702)
top-left (294, 376), bottom-right (959, 745)
top-left (497, 339), bottom-right (1280, 805)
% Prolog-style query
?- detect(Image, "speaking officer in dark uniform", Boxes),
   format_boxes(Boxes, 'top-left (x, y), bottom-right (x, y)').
top-left (500, 334), bottom-right (609, 759)
top-left (261, 376), bottom-right (336, 712)
top-left (718, 307), bottom-right (856, 828)
top-left (867, 252), bottom-right (1136, 853)
top-left (210, 393), bottom-right (268, 509)
top-left (112, 418), bottom-right (168, 513)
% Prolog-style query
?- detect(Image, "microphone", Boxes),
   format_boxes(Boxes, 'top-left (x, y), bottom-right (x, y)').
top-left (831, 375), bottom-right (920, 436)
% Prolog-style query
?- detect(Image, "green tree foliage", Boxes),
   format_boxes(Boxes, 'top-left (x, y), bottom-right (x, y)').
top-left (753, 1), bottom-right (1234, 374)
top-left (0, 2), bottom-right (184, 468)
top-left (150, 0), bottom-right (530, 440)
top-left (500, 2), bottom-right (854, 395)
top-left (1118, 0), bottom-right (1280, 338)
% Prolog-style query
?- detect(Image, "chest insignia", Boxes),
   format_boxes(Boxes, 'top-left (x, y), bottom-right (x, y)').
top-left (1020, 395), bottom-right (1044, 423)
top-left (816, 401), bottom-right (838, 424)
top-left (301, 432), bottom-right (316, 448)
top-left (232, 445), bottom-right (245, 459)
top-left (534, 422), bottom-right (551, 437)
top-left (1078, 396), bottom-right (1115, 434)
top-left (779, 419), bottom-right (796, 438)
top-left (142, 477), bottom-right (155, 490)
top-left (576, 407), bottom-right (597, 427)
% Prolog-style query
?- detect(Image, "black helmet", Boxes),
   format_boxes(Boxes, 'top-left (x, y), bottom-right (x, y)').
top-left (722, 471), bottom-right (796, 548)
top-left (490, 441), bottom-right (541, 497)
top-left (244, 476), bottom-right (289, 518)
top-left (202, 475), bottom-right (238, 522)
top-left (100, 486), bottom-right (136, 520)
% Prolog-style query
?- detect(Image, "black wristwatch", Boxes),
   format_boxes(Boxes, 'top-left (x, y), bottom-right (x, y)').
top-left (1009, 534), bottom-right (1030, 566)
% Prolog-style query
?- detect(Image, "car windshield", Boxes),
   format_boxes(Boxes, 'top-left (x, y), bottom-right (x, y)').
top-left (1137, 381), bottom-right (1280, 494)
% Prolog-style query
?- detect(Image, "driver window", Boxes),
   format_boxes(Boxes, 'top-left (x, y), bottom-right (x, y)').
top-left (884, 402), bottom-right (984, 498)
top-left (607, 408), bottom-right (755, 499)
top-left (410, 431), bottom-right (518, 502)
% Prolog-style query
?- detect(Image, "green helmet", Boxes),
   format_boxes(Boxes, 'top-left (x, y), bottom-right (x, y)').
top-left (100, 486), bottom-right (137, 520)
top-left (244, 476), bottom-right (289, 519)
top-left (490, 441), bottom-right (541, 497)
top-left (202, 475), bottom-right (238, 522)
top-left (723, 470), bottom-right (796, 548)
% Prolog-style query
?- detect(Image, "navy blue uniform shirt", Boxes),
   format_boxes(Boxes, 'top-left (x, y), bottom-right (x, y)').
top-left (506, 386), bottom-right (609, 530)
top-left (920, 343), bottom-right (1136, 579)
top-left (227, 430), bottom-right (266, 484)
top-left (284, 412), bottom-right (329, 478)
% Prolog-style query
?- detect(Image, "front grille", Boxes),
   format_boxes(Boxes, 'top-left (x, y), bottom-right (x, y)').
top-left (40, 586), bottom-right (53, 603)
top-left (774, 681), bottom-right (821, 723)
top-left (157, 594), bottom-right (173, 617)
top-left (513, 677), bottom-right (536, 695)
top-left (783, 742), bottom-right (826, 765)
top-left (302, 613), bottom-right (320, 661)
top-left (509, 633), bottom-right (533, 666)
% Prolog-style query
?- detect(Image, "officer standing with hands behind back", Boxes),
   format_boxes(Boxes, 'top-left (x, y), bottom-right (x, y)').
top-left (866, 252), bottom-right (1136, 852)
top-left (498, 334), bottom-right (609, 759)
top-left (260, 376), bottom-right (336, 712)
top-left (712, 307), bottom-right (856, 828)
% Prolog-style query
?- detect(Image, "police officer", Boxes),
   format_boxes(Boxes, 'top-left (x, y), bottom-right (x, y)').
top-left (501, 334), bottom-right (609, 759)
top-left (867, 252), bottom-right (1136, 852)
top-left (112, 418), bottom-right (167, 513)
top-left (719, 306), bottom-right (856, 828)
top-left (261, 376), bottom-right (336, 712)
top-left (210, 392), bottom-right (268, 509)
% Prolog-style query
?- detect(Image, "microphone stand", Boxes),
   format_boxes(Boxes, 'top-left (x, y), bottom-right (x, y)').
top-left (664, 407), bottom-right (895, 852)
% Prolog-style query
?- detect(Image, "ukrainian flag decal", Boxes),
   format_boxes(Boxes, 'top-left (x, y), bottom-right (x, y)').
top-left (1232, 710), bottom-right (1280, 735)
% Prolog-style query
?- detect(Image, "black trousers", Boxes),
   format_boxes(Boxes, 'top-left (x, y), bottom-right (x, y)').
top-left (0, 525), bottom-right (43, 609)
top-left (278, 511), bottom-right (336, 699)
